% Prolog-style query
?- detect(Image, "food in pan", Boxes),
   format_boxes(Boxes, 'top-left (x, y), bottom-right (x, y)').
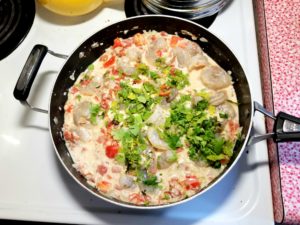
top-left (63, 31), bottom-right (241, 205)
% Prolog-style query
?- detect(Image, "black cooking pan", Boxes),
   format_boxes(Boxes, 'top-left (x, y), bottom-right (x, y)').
top-left (13, 15), bottom-right (300, 208)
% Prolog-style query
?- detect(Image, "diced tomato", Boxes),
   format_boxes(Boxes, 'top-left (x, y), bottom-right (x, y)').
top-left (70, 86), bottom-right (79, 94)
top-left (97, 180), bottom-right (111, 193)
top-left (156, 49), bottom-right (163, 57)
top-left (113, 38), bottom-right (123, 48)
top-left (184, 175), bottom-right (200, 190)
top-left (113, 84), bottom-right (121, 92)
top-left (64, 130), bottom-right (77, 143)
top-left (97, 164), bottom-right (108, 175)
top-left (65, 104), bottom-right (73, 113)
top-left (80, 79), bottom-right (91, 86)
top-left (160, 31), bottom-right (168, 36)
top-left (170, 35), bottom-right (182, 47)
top-left (103, 55), bottom-right (115, 68)
top-left (111, 67), bottom-right (119, 75)
top-left (129, 193), bottom-right (150, 204)
top-left (228, 120), bottom-right (239, 140)
top-left (101, 98), bottom-right (110, 110)
top-left (105, 144), bottom-right (119, 158)
top-left (169, 67), bottom-right (176, 76)
top-left (220, 157), bottom-right (230, 165)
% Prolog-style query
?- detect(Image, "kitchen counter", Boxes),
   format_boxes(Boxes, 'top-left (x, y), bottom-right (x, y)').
top-left (254, 0), bottom-right (300, 224)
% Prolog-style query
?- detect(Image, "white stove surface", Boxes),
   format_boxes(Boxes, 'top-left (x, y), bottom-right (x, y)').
top-left (0, 0), bottom-right (274, 224)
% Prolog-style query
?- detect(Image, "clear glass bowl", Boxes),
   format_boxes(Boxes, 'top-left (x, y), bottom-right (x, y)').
top-left (142, 0), bottom-right (231, 20)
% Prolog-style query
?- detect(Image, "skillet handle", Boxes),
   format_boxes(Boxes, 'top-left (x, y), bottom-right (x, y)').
top-left (248, 101), bottom-right (300, 145)
top-left (13, 45), bottom-right (68, 113)
top-left (274, 112), bottom-right (300, 142)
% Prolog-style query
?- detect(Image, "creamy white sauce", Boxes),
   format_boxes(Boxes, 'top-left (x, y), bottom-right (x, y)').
top-left (63, 31), bottom-right (240, 206)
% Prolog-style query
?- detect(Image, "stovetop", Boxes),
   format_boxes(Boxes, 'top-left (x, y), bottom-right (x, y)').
top-left (0, 0), bottom-right (35, 60)
top-left (0, 1), bottom-right (274, 224)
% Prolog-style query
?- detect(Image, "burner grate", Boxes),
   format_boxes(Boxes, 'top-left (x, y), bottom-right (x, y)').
top-left (124, 0), bottom-right (218, 28)
top-left (0, 0), bottom-right (35, 60)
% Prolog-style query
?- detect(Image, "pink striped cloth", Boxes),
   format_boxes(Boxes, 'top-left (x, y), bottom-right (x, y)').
top-left (254, 0), bottom-right (300, 224)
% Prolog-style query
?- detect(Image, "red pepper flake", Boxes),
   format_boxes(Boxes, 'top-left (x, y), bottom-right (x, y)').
top-left (103, 55), bottom-right (115, 68)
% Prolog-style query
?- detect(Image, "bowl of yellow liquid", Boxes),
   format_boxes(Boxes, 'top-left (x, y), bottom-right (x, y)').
top-left (38, 0), bottom-right (104, 16)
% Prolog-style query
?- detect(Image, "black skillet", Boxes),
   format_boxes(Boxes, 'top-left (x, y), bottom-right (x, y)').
top-left (13, 15), bottom-right (300, 208)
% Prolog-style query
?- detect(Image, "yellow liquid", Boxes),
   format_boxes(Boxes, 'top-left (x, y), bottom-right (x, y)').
top-left (38, 0), bottom-right (104, 16)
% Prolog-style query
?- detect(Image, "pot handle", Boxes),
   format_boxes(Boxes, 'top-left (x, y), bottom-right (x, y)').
top-left (248, 101), bottom-right (300, 145)
top-left (13, 45), bottom-right (68, 113)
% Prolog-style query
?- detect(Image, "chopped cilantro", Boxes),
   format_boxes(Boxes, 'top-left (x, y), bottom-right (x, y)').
top-left (142, 175), bottom-right (160, 186)
top-left (88, 64), bottom-right (94, 71)
top-left (219, 112), bottom-right (229, 119)
top-left (89, 103), bottom-right (101, 125)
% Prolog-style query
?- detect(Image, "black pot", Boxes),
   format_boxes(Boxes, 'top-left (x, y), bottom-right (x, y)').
top-left (13, 15), bottom-right (300, 208)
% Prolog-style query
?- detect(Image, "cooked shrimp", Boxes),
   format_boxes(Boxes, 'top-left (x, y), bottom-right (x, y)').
top-left (217, 102), bottom-right (236, 119)
top-left (200, 65), bottom-right (231, 90)
top-left (79, 81), bottom-right (100, 96)
top-left (145, 37), bottom-right (167, 65)
top-left (125, 45), bottom-right (142, 62)
top-left (73, 101), bottom-right (90, 126)
top-left (146, 105), bottom-right (170, 126)
top-left (147, 127), bottom-right (170, 151)
top-left (74, 127), bottom-right (91, 142)
top-left (209, 90), bottom-right (228, 106)
top-left (173, 40), bottom-right (208, 70)
top-left (157, 150), bottom-right (177, 169)
top-left (119, 175), bottom-right (135, 189)
top-left (116, 56), bottom-right (136, 75)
